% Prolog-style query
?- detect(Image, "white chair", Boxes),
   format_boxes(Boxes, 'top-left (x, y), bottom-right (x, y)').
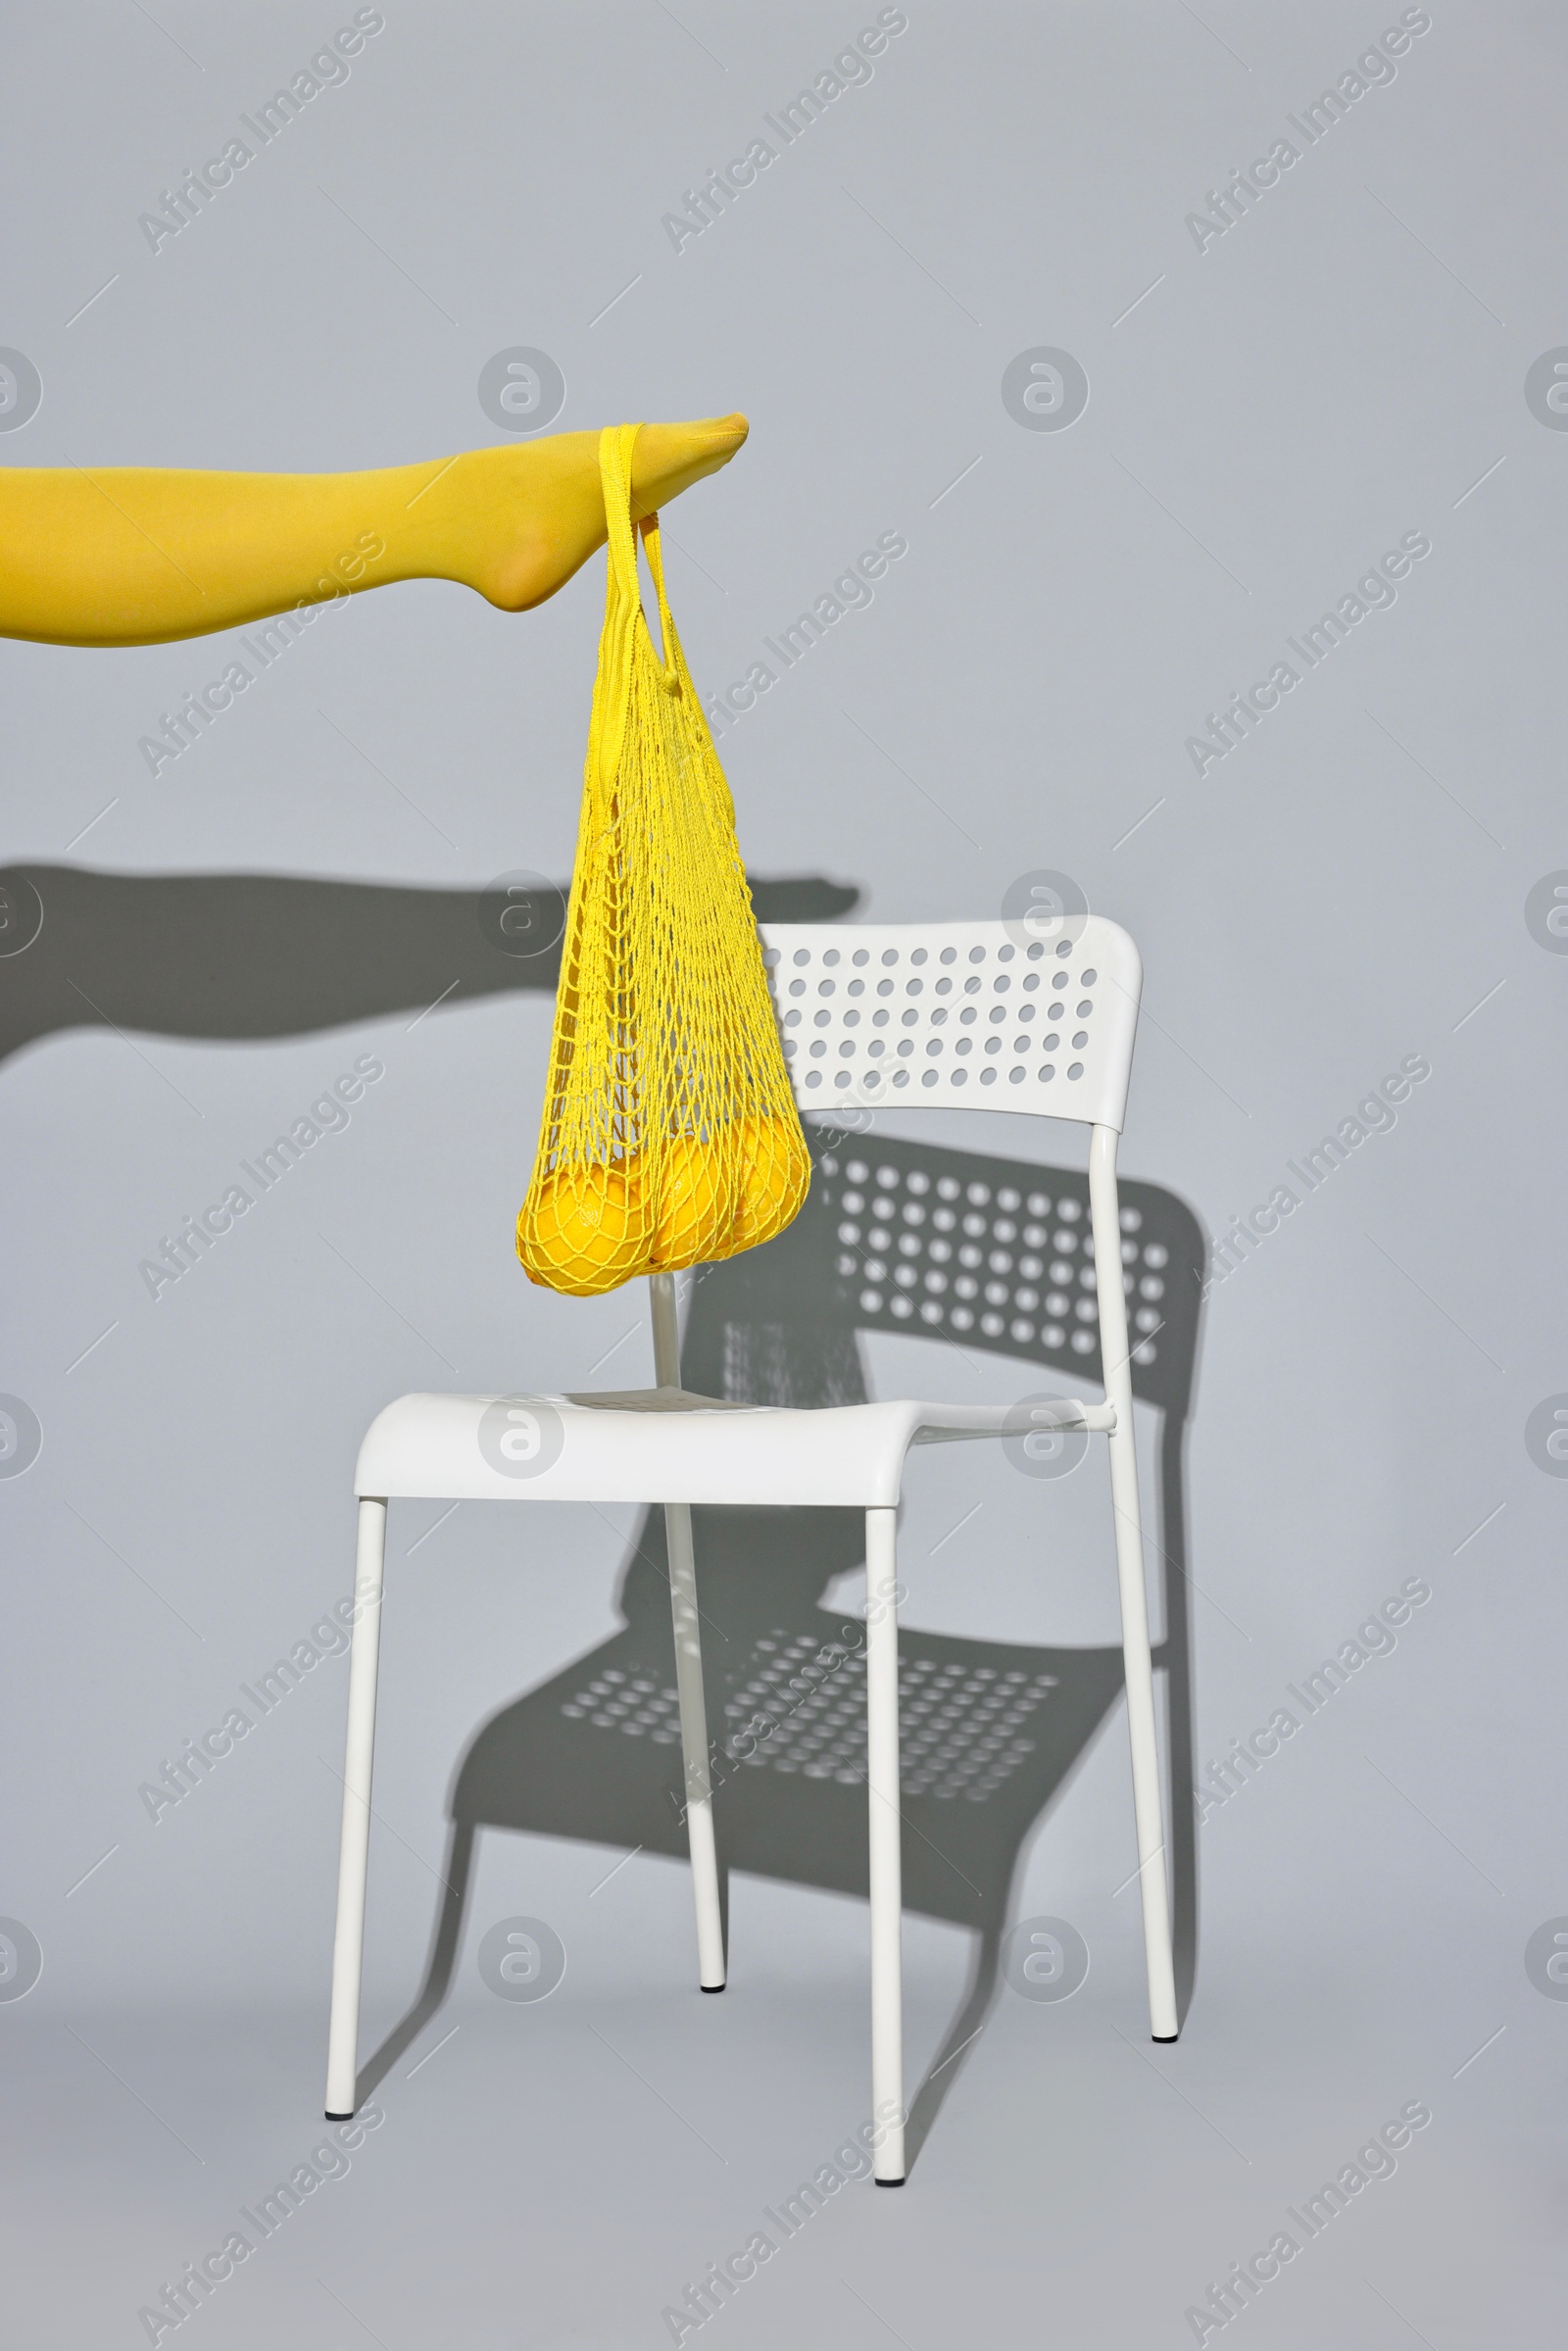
top-left (324, 916), bottom-right (1178, 2182)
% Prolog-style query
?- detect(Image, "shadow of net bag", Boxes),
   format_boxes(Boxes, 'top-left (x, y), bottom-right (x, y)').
top-left (516, 423), bottom-right (809, 1298)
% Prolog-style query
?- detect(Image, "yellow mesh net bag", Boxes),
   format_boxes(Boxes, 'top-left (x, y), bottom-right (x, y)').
top-left (515, 422), bottom-right (810, 1298)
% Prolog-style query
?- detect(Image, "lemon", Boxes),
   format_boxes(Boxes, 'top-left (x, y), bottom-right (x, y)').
top-left (517, 1159), bottom-right (650, 1295)
top-left (651, 1133), bottom-right (736, 1269)
top-left (727, 1116), bottom-right (810, 1253)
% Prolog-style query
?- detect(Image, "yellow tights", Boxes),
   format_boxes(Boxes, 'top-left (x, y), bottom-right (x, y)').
top-left (0, 416), bottom-right (747, 647)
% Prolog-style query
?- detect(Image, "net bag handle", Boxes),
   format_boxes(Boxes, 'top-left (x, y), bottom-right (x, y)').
top-left (597, 422), bottom-right (676, 653)
top-left (598, 422), bottom-right (684, 687)
top-left (592, 422), bottom-right (700, 817)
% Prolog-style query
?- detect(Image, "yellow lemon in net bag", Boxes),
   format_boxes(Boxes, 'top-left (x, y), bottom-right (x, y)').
top-left (518, 1159), bottom-right (650, 1294)
top-left (727, 1117), bottom-right (810, 1253)
top-left (651, 1134), bottom-right (736, 1270)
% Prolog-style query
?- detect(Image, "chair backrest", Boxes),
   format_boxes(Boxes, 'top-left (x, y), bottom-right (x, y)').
top-left (758, 918), bottom-right (1142, 1132)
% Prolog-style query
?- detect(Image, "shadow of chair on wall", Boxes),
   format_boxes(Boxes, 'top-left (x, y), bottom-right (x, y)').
top-left (358, 1126), bottom-right (1206, 2172)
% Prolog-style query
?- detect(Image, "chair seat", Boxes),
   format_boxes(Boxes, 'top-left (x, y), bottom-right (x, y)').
top-left (354, 1385), bottom-right (1115, 1508)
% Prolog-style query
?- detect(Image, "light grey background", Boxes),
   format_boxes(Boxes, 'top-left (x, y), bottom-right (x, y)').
top-left (2, 3), bottom-right (1563, 2344)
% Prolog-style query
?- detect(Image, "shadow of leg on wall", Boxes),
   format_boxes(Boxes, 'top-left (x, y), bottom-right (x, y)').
top-left (0, 863), bottom-right (858, 1064)
top-left (356, 1127), bottom-right (1206, 2153)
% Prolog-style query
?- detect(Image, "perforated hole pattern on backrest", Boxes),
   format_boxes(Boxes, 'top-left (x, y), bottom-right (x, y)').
top-left (758, 919), bottom-right (1143, 1133)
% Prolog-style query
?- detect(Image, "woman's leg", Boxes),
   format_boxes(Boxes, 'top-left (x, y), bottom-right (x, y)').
top-left (0, 416), bottom-right (747, 647)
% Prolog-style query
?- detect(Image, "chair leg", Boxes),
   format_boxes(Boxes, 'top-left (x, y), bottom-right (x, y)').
top-left (1090, 1134), bottom-right (1179, 2041)
top-left (1108, 1436), bottom-right (1179, 2040)
top-left (325, 1496), bottom-right (387, 2118)
top-left (663, 1499), bottom-right (725, 1990)
top-left (865, 1506), bottom-right (906, 2183)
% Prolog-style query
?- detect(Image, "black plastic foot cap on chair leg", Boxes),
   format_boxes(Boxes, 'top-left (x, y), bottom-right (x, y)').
top-left (1152, 2033), bottom-right (1178, 2043)
top-left (324, 2110), bottom-right (354, 2121)
top-left (875, 2176), bottom-right (906, 2188)
top-left (700, 1982), bottom-right (725, 1993)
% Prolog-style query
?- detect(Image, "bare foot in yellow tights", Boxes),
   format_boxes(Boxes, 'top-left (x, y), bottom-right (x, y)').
top-left (0, 415), bottom-right (748, 648)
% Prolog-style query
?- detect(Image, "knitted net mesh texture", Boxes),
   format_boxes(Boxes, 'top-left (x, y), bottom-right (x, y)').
top-left (516, 424), bottom-right (809, 1297)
